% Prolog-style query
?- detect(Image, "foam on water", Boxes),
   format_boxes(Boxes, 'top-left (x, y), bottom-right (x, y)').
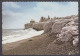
top-left (2, 28), bottom-right (44, 44)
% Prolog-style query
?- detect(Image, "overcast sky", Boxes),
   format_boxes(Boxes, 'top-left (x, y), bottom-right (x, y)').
top-left (2, 2), bottom-right (78, 29)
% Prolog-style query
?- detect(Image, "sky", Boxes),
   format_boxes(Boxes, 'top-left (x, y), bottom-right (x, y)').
top-left (2, 2), bottom-right (78, 29)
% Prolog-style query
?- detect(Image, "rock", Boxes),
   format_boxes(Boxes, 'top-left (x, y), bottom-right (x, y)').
top-left (64, 15), bottom-right (78, 19)
top-left (43, 21), bottom-right (54, 33)
top-left (64, 16), bottom-right (71, 19)
top-left (30, 19), bottom-right (35, 23)
top-left (39, 16), bottom-right (50, 22)
top-left (59, 31), bottom-right (72, 42)
top-left (75, 23), bottom-right (78, 26)
top-left (51, 22), bottom-right (67, 34)
top-left (65, 21), bottom-right (76, 26)
top-left (61, 26), bottom-right (78, 33)
top-left (33, 22), bottom-right (45, 31)
top-left (39, 17), bottom-right (45, 22)
top-left (73, 17), bottom-right (78, 23)
top-left (70, 29), bottom-right (78, 36)
top-left (24, 19), bottom-right (35, 29)
top-left (68, 26), bottom-right (78, 36)
top-left (73, 36), bottom-right (79, 47)
top-left (48, 16), bottom-right (50, 19)
top-left (68, 50), bottom-right (79, 55)
top-left (58, 26), bottom-right (78, 42)
top-left (25, 23), bottom-right (33, 29)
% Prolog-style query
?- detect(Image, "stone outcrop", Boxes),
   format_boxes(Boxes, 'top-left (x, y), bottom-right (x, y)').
top-left (25, 23), bottom-right (33, 29)
top-left (58, 25), bottom-right (78, 46)
top-left (43, 21), bottom-right (54, 33)
top-left (33, 22), bottom-right (45, 31)
top-left (59, 31), bottom-right (72, 42)
top-left (25, 16), bottom-right (51, 30)
top-left (25, 19), bottom-right (36, 29)
top-left (73, 36), bottom-right (79, 47)
top-left (48, 16), bottom-right (50, 19)
top-left (51, 22), bottom-right (66, 34)
top-left (30, 19), bottom-right (35, 23)
top-left (39, 16), bottom-right (50, 22)
top-left (48, 15), bottom-right (79, 47)
top-left (24, 15), bottom-right (79, 55)
top-left (73, 17), bottom-right (78, 23)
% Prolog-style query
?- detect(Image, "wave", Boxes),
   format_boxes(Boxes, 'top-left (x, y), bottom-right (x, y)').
top-left (2, 28), bottom-right (44, 44)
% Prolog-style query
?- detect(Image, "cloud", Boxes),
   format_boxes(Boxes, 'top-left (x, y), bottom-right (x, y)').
top-left (33, 2), bottom-right (78, 17)
top-left (2, 2), bottom-right (78, 29)
top-left (2, 2), bottom-right (20, 8)
top-left (2, 10), bottom-right (30, 29)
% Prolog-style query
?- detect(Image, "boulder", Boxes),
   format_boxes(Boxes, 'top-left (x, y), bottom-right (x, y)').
top-left (73, 17), bottom-right (78, 23)
top-left (61, 26), bottom-right (78, 33)
top-left (51, 22), bottom-right (67, 34)
top-left (75, 23), bottom-right (78, 26)
top-left (62, 26), bottom-right (78, 36)
top-left (59, 31), bottom-right (72, 42)
top-left (65, 21), bottom-right (76, 26)
top-left (58, 26), bottom-right (78, 42)
top-left (70, 29), bottom-right (78, 36)
top-left (64, 16), bottom-right (71, 19)
top-left (73, 36), bottom-right (79, 47)
top-left (43, 21), bottom-right (54, 33)
top-left (39, 16), bottom-right (50, 22)
top-left (48, 16), bottom-right (50, 19)
top-left (30, 19), bottom-right (35, 23)
top-left (25, 23), bottom-right (33, 29)
top-left (33, 22), bottom-right (45, 31)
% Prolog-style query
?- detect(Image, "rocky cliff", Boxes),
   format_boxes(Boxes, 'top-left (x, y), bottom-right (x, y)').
top-left (24, 15), bottom-right (79, 54)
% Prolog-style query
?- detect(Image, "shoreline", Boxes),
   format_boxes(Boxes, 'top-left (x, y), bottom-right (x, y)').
top-left (2, 34), bottom-right (43, 50)
top-left (2, 33), bottom-right (79, 55)
top-left (2, 29), bottom-right (44, 44)
top-left (2, 33), bottom-right (57, 55)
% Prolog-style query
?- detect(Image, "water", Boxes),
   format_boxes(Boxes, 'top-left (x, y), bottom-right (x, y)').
top-left (2, 28), bottom-right (44, 44)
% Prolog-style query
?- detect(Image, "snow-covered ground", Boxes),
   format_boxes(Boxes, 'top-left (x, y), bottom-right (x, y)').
top-left (2, 28), bottom-right (44, 44)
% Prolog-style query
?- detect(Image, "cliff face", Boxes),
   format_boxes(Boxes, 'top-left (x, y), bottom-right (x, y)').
top-left (39, 16), bottom-right (50, 22)
top-left (24, 15), bottom-right (79, 49)
top-left (25, 19), bottom-right (35, 29)
top-left (25, 23), bottom-right (33, 29)
top-left (45, 15), bottom-right (79, 55)
top-left (33, 22), bottom-right (45, 31)
top-left (24, 16), bottom-right (51, 30)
